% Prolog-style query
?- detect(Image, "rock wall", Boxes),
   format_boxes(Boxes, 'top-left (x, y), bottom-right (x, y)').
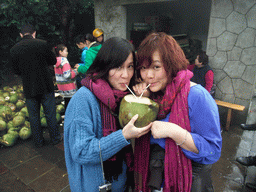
top-left (207, 0), bottom-right (256, 122)
top-left (94, 0), bottom-right (127, 40)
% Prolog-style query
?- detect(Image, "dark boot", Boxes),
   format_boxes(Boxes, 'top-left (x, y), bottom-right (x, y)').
top-left (236, 156), bottom-right (256, 166)
top-left (240, 124), bottom-right (256, 131)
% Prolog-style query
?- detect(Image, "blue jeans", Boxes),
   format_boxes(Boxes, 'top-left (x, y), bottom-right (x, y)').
top-left (26, 92), bottom-right (61, 146)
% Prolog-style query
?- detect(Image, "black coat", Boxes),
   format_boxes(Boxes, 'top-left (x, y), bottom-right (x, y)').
top-left (10, 35), bottom-right (56, 98)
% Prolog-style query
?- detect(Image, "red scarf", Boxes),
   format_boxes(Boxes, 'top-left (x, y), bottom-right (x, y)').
top-left (134, 70), bottom-right (193, 192)
top-left (81, 76), bottom-right (134, 184)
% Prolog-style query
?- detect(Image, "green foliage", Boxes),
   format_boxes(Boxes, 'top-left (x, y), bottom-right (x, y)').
top-left (0, 0), bottom-right (50, 27)
top-left (0, 0), bottom-right (94, 78)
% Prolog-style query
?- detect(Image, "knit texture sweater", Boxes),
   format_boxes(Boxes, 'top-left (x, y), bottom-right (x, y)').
top-left (64, 87), bottom-right (130, 192)
top-left (54, 57), bottom-right (78, 98)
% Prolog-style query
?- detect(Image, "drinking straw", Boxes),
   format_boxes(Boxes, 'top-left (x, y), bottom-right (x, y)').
top-left (125, 84), bottom-right (138, 99)
top-left (139, 84), bottom-right (151, 99)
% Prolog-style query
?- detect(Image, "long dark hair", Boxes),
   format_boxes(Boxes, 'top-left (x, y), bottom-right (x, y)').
top-left (87, 37), bottom-right (136, 87)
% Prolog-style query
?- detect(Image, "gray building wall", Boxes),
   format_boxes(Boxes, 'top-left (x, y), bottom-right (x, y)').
top-left (94, 0), bottom-right (256, 123)
top-left (207, 0), bottom-right (256, 123)
top-left (94, 0), bottom-right (211, 50)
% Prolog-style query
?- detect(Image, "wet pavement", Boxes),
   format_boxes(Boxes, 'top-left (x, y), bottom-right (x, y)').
top-left (1, 71), bottom-right (256, 192)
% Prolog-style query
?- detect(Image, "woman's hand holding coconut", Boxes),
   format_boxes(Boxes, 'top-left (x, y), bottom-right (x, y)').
top-left (122, 114), bottom-right (152, 140)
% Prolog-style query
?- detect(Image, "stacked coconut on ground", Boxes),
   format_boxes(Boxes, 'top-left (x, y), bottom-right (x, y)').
top-left (0, 85), bottom-right (65, 147)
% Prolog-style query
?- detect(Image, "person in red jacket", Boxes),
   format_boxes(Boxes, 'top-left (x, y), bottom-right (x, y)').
top-left (53, 44), bottom-right (78, 110)
top-left (188, 51), bottom-right (215, 96)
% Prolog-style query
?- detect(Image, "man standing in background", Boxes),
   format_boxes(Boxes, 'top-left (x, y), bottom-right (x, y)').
top-left (10, 23), bottom-right (62, 148)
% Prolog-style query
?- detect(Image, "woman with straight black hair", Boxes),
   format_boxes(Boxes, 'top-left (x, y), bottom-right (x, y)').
top-left (64, 37), bottom-right (152, 192)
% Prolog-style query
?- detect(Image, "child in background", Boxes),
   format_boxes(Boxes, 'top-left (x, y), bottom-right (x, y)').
top-left (53, 44), bottom-right (78, 110)
top-left (74, 33), bottom-right (102, 75)
top-left (74, 34), bottom-right (90, 88)
top-left (92, 28), bottom-right (104, 44)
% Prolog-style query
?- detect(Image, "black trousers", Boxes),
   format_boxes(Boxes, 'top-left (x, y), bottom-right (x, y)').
top-left (191, 161), bottom-right (214, 192)
top-left (148, 144), bottom-right (214, 192)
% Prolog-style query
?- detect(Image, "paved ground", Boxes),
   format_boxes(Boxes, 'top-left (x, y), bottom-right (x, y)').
top-left (1, 71), bottom-right (256, 191)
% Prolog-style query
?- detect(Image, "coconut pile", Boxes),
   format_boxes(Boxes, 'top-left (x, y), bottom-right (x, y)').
top-left (0, 85), bottom-right (65, 147)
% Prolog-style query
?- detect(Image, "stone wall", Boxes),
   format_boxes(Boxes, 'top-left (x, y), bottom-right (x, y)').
top-left (94, 0), bottom-right (127, 40)
top-left (94, 0), bottom-right (172, 40)
top-left (207, 0), bottom-right (256, 122)
top-left (94, 0), bottom-right (256, 123)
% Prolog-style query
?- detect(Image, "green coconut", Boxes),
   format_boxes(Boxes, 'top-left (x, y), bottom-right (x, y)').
top-left (41, 117), bottom-right (47, 127)
top-left (119, 94), bottom-right (159, 128)
top-left (8, 127), bottom-right (20, 134)
top-left (17, 85), bottom-right (23, 93)
top-left (13, 115), bottom-right (25, 127)
top-left (0, 96), bottom-right (5, 105)
top-left (56, 113), bottom-right (61, 124)
top-left (9, 94), bottom-right (18, 104)
top-left (0, 120), bottom-right (7, 131)
top-left (3, 86), bottom-right (12, 92)
top-left (7, 121), bottom-right (14, 130)
top-left (24, 121), bottom-right (30, 128)
top-left (9, 91), bottom-right (17, 96)
top-left (2, 92), bottom-right (10, 98)
top-left (0, 133), bottom-right (19, 147)
top-left (40, 110), bottom-right (45, 119)
top-left (16, 100), bottom-right (25, 110)
top-left (19, 127), bottom-right (32, 140)
top-left (20, 107), bottom-right (29, 118)
top-left (0, 105), bottom-right (13, 121)
top-left (17, 93), bottom-right (25, 100)
top-left (14, 111), bottom-right (26, 118)
top-left (56, 104), bottom-right (65, 114)
top-left (8, 103), bottom-right (16, 112)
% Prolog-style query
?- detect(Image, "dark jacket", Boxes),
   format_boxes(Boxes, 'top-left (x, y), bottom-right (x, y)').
top-left (10, 35), bottom-right (56, 98)
top-left (191, 65), bottom-right (212, 88)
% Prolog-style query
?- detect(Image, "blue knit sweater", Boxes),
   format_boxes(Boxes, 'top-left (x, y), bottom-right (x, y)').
top-left (64, 87), bottom-right (130, 192)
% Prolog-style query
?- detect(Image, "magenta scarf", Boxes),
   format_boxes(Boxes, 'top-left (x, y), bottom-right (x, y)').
top-left (81, 76), bottom-right (134, 184)
top-left (134, 70), bottom-right (193, 192)
top-left (81, 76), bottom-right (127, 136)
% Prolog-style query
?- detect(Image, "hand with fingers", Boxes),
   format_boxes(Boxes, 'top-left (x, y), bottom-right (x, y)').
top-left (122, 114), bottom-right (152, 140)
top-left (74, 64), bottom-right (80, 69)
top-left (133, 82), bottom-right (150, 97)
